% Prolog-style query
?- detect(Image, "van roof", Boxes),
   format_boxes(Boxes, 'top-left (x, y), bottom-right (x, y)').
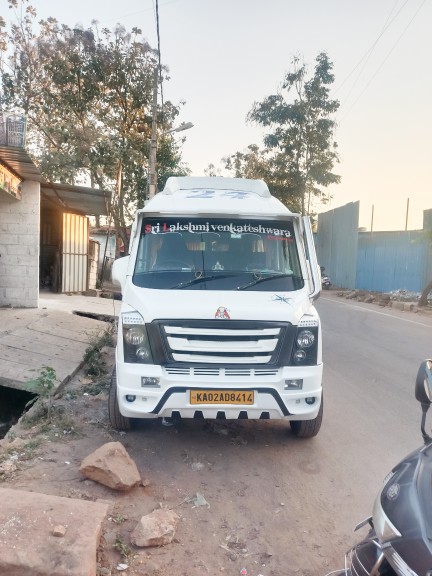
top-left (163, 176), bottom-right (271, 197)
top-left (140, 177), bottom-right (297, 219)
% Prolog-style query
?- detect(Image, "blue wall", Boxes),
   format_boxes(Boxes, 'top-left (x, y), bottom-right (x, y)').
top-left (356, 231), bottom-right (428, 293)
top-left (317, 206), bottom-right (432, 293)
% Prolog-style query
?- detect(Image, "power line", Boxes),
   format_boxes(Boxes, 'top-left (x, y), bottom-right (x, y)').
top-left (97, 0), bottom-right (180, 27)
top-left (335, 0), bottom-right (410, 100)
top-left (341, 0), bottom-right (427, 120)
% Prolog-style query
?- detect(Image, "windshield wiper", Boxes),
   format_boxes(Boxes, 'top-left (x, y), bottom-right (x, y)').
top-left (236, 273), bottom-right (301, 290)
top-left (170, 274), bottom-right (233, 289)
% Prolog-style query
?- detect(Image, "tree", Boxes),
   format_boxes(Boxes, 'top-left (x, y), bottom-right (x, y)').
top-left (419, 281), bottom-right (432, 307)
top-left (1, 1), bottom-right (189, 250)
top-left (227, 52), bottom-right (340, 215)
top-left (224, 144), bottom-right (303, 213)
top-left (419, 230), bottom-right (432, 307)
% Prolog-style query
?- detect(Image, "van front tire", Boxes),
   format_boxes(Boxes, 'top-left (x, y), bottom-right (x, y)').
top-left (108, 368), bottom-right (132, 431)
top-left (290, 397), bottom-right (323, 438)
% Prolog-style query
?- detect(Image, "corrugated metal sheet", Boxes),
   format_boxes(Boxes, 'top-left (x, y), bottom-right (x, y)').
top-left (41, 182), bottom-right (111, 216)
top-left (317, 203), bottom-right (432, 293)
top-left (0, 145), bottom-right (42, 181)
top-left (356, 231), bottom-right (428, 293)
top-left (61, 213), bottom-right (88, 293)
top-left (316, 202), bottom-right (359, 289)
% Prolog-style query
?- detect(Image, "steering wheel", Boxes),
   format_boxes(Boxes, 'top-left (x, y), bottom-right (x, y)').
top-left (154, 259), bottom-right (193, 270)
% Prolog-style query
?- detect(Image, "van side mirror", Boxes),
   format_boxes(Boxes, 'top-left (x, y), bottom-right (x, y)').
top-left (415, 360), bottom-right (432, 405)
top-left (112, 256), bottom-right (129, 292)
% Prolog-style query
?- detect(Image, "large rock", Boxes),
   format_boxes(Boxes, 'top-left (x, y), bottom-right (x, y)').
top-left (131, 509), bottom-right (180, 547)
top-left (79, 441), bottom-right (141, 491)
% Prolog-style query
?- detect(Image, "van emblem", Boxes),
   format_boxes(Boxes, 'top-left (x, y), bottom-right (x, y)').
top-left (215, 306), bottom-right (230, 319)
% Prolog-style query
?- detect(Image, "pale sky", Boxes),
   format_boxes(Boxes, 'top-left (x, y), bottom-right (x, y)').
top-left (4, 0), bottom-right (432, 230)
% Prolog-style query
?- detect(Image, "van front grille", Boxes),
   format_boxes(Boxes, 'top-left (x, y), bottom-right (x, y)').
top-left (154, 319), bottom-right (293, 366)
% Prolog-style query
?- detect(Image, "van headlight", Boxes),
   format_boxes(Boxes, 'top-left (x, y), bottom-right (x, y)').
top-left (122, 311), bottom-right (154, 364)
top-left (296, 330), bottom-right (315, 348)
top-left (291, 317), bottom-right (319, 365)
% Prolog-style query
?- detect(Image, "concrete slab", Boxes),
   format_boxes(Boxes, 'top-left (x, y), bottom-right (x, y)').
top-left (0, 293), bottom-right (120, 391)
top-left (0, 488), bottom-right (109, 576)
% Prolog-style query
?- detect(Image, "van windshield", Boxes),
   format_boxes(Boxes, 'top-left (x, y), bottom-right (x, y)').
top-left (132, 217), bottom-right (304, 291)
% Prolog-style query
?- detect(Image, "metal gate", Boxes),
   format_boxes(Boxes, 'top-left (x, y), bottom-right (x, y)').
top-left (61, 213), bottom-right (89, 293)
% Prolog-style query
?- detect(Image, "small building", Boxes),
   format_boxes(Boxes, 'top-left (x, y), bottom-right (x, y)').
top-left (89, 226), bottom-right (117, 283)
top-left (0, 145), bottom-right (111, 308)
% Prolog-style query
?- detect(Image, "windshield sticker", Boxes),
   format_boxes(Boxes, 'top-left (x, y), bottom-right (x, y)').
top-left (185, 190), bottom-right (250, 199)
top-left (272, 295), bottom-right (292, 304)
top-left (145, 222), bottom-right (292, 238)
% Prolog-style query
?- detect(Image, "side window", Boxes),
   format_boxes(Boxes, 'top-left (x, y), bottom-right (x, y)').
top-left (135, 234), bottom-right (162, 273)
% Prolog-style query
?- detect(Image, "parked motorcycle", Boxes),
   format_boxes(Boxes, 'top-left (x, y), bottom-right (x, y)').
top-left (327, 359), bottom-right (432, 576)
top-left (320, 266), bottom-right (332, 290)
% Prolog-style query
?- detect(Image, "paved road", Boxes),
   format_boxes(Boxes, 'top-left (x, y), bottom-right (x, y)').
top-left (316, 294), bottom-right (432, 550)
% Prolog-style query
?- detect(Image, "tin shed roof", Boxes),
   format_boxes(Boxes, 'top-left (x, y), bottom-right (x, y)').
top-left (0, 145), bottom-right (43, 181)
top-left (40, 182), bottom-right (111, 216)
top-left (0, 147), bottom-right (111, 216)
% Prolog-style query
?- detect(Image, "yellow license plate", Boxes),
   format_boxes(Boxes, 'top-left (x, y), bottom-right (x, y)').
top-left (190, 390), bottom-right (254, 405)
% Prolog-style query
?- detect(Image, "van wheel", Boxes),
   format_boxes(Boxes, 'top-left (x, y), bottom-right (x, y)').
top-left (108, 368), bottom-right (132, 431)
top-left (290, 397), bottom-right (323, 438)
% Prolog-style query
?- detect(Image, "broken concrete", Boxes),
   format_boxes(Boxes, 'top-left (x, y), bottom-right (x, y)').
top-left (0, 487), bottom-right (109, 576)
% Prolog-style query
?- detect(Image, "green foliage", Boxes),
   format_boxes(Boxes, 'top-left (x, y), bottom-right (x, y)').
top-left (25, 365), bottom-right (58, 421)
top-left (1, 2), bottom-right (189, 250)
top-left (225, 52), bottom-right (340, 214)
top-left (83, 327), bottom-right (114, 377)
top-left (113, 534), bottom-right (131, 560)
top-left (224, 144), bottom-right (303, 213)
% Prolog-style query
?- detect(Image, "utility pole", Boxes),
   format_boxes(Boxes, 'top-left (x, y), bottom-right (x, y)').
top-left (405, 197), bottom-right (410, 231)
top-left (147, 67), bottom-right (158, 200)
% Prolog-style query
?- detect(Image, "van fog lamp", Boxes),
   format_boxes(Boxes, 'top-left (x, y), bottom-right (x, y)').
top-left (125, 395), bottom-right (136, 403)
top-left (136, 346), bottom-right (152, 361)
top-left (293, 349), bottom-right (307, 363)
top-left (141, 377), bottom-right (160, 388)
top-left (285, 379), bottom-right (303, 390)
top-left (125, 326), bottom-right (146, 345)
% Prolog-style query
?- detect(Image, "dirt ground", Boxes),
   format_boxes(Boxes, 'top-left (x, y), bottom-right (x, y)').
top-left (0, 344), bottom-right (345, 576)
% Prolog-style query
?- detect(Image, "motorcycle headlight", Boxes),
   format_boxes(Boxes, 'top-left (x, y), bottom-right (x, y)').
top-left (122, 311), bottom-right (154, 364)
top-left (372, 490), bottom-right (402, 543)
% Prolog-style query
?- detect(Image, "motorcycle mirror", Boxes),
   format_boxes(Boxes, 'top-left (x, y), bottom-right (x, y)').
top-left (415, 360), bottom-right (432, 405)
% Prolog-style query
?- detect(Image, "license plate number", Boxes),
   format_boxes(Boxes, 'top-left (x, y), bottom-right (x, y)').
top-left (190, 390), bottom-right (254, 405)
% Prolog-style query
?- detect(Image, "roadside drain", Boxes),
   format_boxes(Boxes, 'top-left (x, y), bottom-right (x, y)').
top-left (0, 386), bottom-right (37, 439)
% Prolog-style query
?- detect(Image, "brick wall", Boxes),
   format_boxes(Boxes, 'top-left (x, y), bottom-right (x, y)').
top-left (0, 180), bottom-right (40, 308)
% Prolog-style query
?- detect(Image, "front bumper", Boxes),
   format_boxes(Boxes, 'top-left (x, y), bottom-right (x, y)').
top-left (115, 360), bottom-right (323, 420)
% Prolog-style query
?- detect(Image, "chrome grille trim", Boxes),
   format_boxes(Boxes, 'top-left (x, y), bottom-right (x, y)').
top-left (164, 326), bottom-right (280, 336)
top-left (164, 367), bottom-right (280, 377)
top-left (159, 321), bottom-right (286, 364)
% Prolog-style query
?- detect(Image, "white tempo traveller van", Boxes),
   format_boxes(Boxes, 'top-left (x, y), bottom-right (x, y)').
top-left (110, 176), bottom-right (323, 438)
